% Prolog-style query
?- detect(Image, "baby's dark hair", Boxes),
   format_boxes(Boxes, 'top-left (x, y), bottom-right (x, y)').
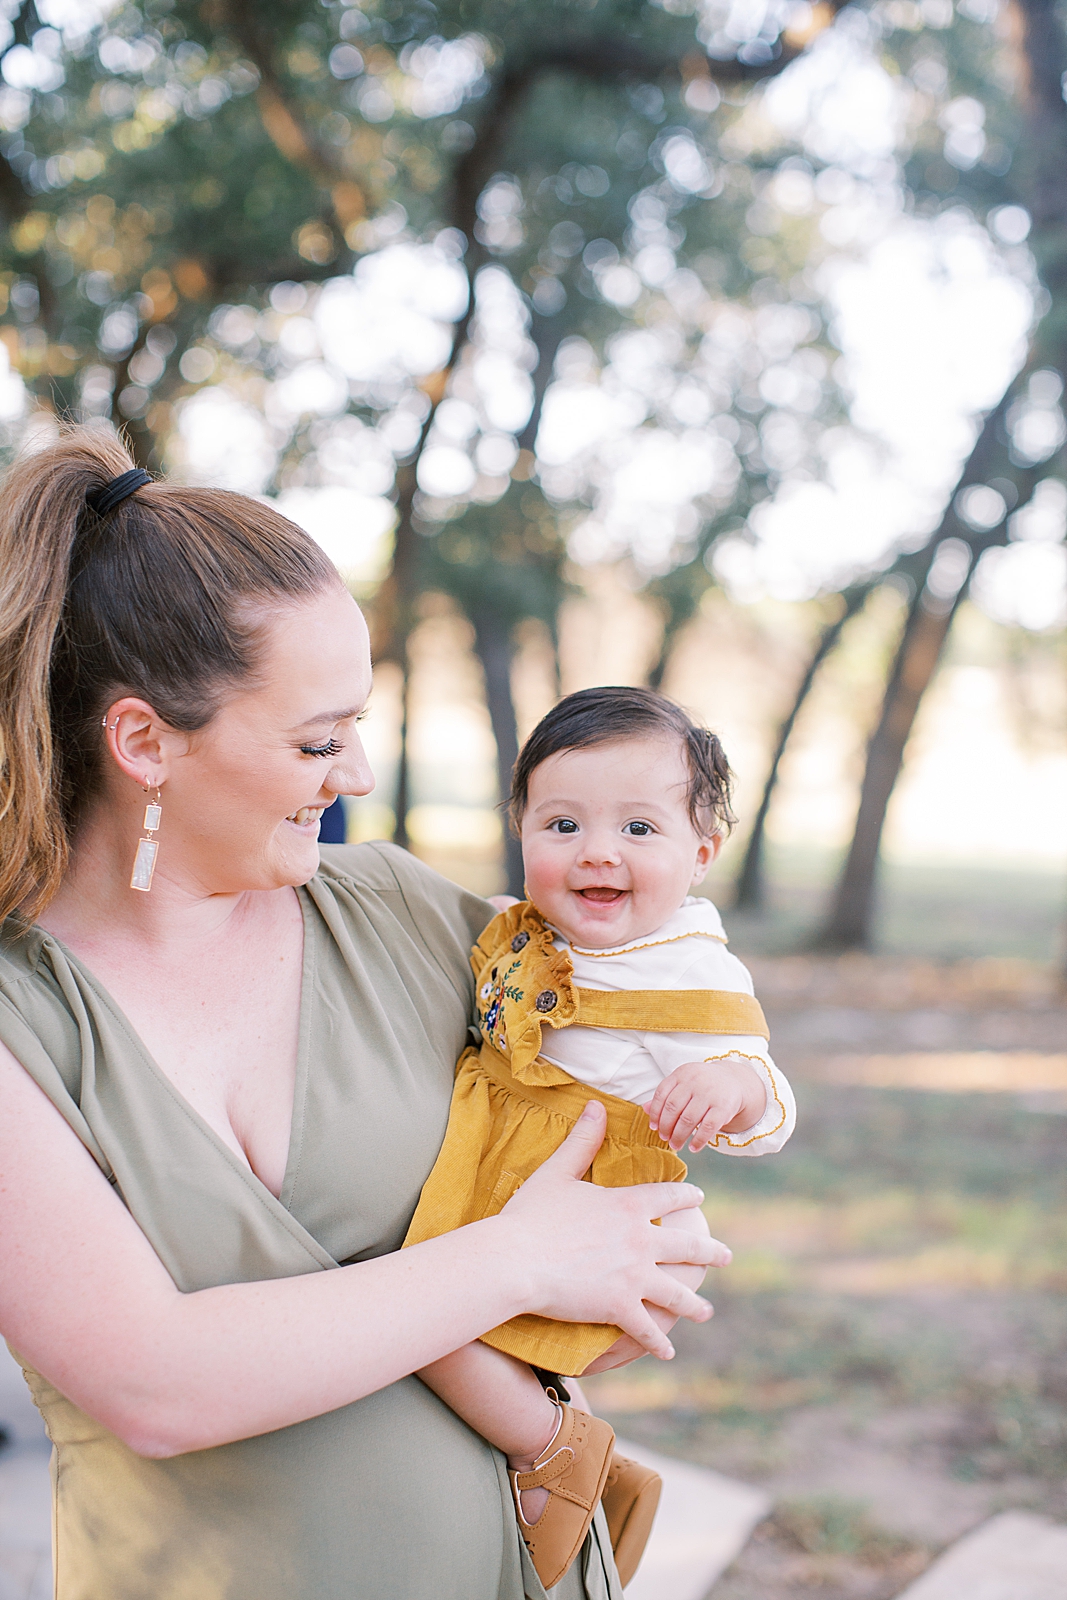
top-left (509, 686), bottom-right (736, 837)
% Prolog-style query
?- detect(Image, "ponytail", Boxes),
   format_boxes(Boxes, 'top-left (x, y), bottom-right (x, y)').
top-left (0, 426), bottom-right (337, 926)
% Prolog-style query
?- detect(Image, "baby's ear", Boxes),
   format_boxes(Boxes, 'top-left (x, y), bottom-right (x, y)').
top-left (693, 832), bottom-right (722, 879)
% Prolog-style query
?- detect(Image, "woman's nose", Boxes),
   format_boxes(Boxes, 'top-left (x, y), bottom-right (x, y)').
top-left (326, 742), bottom-right (375, 799)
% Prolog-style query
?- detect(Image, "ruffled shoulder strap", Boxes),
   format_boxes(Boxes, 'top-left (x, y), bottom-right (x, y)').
top-left (472, 902), bottom-right (581, 1079)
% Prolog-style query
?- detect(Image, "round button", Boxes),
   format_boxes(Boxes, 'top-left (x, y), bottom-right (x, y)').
top-left (535, 989), bottom-right (557, 1013)
top-left (511, 932), bottom-right (530, 952)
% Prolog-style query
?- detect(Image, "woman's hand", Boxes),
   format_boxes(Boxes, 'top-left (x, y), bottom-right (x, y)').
top-left (494, 1101), bottom-right (730, 1362)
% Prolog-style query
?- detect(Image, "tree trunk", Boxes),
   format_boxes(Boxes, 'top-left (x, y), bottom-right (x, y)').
top-left (819, 0), bottom-right (1067, 949)
top-left (820, 385), bottom-right (1021, 946)
top-left (471, 609), bottom-right (525, 898)
top-left (735, 584), bottom-right (872, 910)
top-left (820, 574), bottom-right (976, 946)
top-left (393, 667), bottom-right (412, 852)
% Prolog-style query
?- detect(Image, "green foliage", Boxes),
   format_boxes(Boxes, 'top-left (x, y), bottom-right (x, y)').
top-left (0, 0), bottom-right (1055, 652)
top-left (420, 478), bottom-right (567, 625)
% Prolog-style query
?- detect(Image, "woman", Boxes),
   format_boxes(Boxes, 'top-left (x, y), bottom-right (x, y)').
top-left (0, 429), bottom-right (724, 1600)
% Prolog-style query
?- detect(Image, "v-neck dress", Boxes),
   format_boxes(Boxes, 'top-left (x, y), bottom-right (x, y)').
top-left (0, 843), bottom-right (622, 1600)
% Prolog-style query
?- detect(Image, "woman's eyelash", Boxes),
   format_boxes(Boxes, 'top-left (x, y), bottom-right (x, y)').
top-left (301, 738), bottom-right (344, 758)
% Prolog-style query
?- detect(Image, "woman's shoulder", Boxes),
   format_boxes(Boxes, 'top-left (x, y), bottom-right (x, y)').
top-left (312, 843), bottom-right (496, 985)
top-left (315, 840), bottom-right (490, 917)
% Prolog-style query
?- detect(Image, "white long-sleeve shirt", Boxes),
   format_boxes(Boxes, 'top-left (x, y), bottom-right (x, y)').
top-left (538, 896), bottom-right (795, 1158)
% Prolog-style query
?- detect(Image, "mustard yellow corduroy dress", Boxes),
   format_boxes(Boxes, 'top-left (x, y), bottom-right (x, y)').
top-left (404, 901), bottom-right (770, 1375)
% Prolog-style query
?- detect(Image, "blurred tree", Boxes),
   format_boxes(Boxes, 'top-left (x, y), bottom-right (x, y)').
top-left (1, 0), bottom-right (1061, 915)
top-left (0, 0), bottom-right (855, 896)
top-left (818, 0), bottom-right (1066, 945)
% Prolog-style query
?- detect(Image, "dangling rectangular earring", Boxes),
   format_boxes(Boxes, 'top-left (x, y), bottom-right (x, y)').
top-left (130, 786), bottom-right (162, 892)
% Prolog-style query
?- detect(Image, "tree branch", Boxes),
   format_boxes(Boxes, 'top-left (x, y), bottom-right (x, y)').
top-left (220, 0), bottom-right (365, 240)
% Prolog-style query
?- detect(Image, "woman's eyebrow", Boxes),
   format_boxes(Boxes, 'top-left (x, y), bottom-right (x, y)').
top-left (289, 705), bottom-right (361, 732)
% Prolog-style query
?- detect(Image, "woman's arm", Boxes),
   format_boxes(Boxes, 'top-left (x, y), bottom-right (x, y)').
top-left (0, 1046), bottom-right (725, 1459)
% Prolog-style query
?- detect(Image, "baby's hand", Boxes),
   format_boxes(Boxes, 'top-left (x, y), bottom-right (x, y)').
top-left (644, 1058), bottom-right (767, 1153)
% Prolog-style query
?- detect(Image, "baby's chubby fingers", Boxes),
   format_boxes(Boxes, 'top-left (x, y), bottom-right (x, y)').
top-left (665, 1097), bottom-right (717, 1152)
top-left (643, 1076), bottom-right (676, 1130)
top-left (688, 1113), bottom-right (728, 1154)
top-left (645, 1085), bottom-right (695, 1144)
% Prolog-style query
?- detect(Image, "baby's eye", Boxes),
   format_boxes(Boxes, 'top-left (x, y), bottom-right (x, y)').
top-left (551, 818), bottom-right (579, 834)
top-left (624, 821), bottom-right (653, 837)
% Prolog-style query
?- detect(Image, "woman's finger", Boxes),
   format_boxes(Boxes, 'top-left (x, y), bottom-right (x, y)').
top-left (642, 1270), bottom-right (715, 1326)
top-left (611, 1302), bottom-right (679, 1361)
top-left (637, 1180), bottom-right (707, 1219)
top-left (521, 1100), bottom-right (607, 1185)
top-left (654, 1220), bottom-right (732, 1268)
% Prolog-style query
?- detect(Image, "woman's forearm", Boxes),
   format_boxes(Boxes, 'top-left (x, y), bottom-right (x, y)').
top-left (96, 1221), bottom-right (536, 1457)
top-left (1, 1056), bottom-right (721, 1458)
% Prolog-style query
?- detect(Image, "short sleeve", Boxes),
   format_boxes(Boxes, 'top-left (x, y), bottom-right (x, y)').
top-left (316, 842), bottom-right (496, 1019)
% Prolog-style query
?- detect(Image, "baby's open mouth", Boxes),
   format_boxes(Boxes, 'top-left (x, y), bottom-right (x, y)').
top-left (577, 887), bottom-right (626, 903)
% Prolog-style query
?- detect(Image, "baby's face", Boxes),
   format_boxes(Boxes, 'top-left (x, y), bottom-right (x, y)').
top-left (520, 735), bottom-right (720, 949)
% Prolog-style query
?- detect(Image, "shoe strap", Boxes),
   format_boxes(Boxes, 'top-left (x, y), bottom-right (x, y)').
top-left (511, 1446), bottom-right (575, 1491)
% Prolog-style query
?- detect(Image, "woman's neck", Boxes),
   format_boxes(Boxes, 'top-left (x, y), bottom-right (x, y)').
top-left (37, 803), bottom-right (270, 956)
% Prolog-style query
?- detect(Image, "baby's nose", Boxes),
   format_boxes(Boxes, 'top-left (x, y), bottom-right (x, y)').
top-left (579, 835), bottom-right (622, 865)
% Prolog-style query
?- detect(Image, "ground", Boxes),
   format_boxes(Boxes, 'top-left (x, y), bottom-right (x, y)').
top-left (582, 850), bottom-right (1067, 1599)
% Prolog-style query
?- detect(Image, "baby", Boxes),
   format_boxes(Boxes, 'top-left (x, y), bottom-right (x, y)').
top-left (404, 686), bottom-right (795, 1589)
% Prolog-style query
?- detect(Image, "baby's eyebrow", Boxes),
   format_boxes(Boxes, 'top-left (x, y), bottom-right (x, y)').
top-left (531, 797), bottom-right (674, 817)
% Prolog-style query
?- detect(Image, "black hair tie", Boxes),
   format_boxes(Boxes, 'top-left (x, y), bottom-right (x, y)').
top-left (86, 468), bottom-right (152, 517)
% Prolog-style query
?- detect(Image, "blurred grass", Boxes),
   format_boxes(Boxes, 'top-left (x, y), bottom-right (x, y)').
top-left (584, 1084), bottom-right (1067, 1513)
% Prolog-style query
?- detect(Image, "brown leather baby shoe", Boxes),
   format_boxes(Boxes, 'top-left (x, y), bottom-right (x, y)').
top-left (509, 1403), bottom-right (616, 1590)
top-left (602, 1452), bottom-right (662, 1586)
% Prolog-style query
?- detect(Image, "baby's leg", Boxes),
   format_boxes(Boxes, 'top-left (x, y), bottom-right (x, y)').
top-left (419, 1344), bottom-right (562, 1521)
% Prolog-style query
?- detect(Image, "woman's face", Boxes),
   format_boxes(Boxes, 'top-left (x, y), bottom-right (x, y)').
top-left (157, 584), bottom-right (375, 895)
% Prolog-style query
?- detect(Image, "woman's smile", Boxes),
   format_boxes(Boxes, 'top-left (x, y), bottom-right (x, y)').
top-left (285, 806), bottom-right (326, 828)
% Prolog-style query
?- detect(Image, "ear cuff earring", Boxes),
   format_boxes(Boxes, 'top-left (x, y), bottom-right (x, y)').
top-left (130, 781), bottom-right (163, 893)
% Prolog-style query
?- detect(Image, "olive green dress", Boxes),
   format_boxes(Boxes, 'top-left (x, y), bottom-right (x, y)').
top-left (0, 843), bottom-right (623, 1600)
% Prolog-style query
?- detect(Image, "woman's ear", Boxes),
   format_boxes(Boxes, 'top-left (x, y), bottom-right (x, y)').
top-left (692, 831), bottom-right (723, 882)
top-left (100, 697), bottom-right (179, 790)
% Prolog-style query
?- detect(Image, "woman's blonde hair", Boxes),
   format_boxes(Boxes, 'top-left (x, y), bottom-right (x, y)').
top-left (0, 425), bottom-right (337, 926)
